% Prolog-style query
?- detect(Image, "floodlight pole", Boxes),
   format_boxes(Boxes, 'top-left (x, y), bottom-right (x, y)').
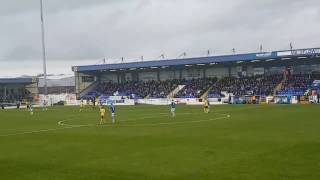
top-left (40, 0), bottom-right (48, 95)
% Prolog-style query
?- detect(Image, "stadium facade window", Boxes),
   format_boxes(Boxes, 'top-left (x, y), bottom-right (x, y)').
top-left (82, 76), bottom-right (94, 82)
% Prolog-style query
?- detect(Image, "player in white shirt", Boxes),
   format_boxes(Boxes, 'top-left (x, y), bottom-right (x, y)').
top-left (42, 99), bottom-right (48, 111)
top-left (170, 100), bottom-right (176, 118)
top-left (29, 103), bottom-right (34, 115)
top-left (79, 99), bottom-right (84, 112)
top-left (110, 103), bottom-right (116, 124)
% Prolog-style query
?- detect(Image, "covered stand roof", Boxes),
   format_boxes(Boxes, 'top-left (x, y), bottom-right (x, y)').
top-left (0, 78), bottom-right (36, 85)
top-left (72, 48), bottom-right (320, 73)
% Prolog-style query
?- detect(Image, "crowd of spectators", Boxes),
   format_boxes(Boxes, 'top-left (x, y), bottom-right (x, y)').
top-left (210, 75), bottom-right (283, 97)
top-left (175, 78), bottom-right (217, 98)
top-left (90, 73), bottom-right (320, 99)
top-left (277, 73), bottom-right (320, 96)
top-left (98, 80), bottom-right (181, 98)
top-left (98, 78), bottom-right (217, 99)
top-left (283, 74), bottom-right (313, 89)
top-left (149, 80), bottom-right (181, 98)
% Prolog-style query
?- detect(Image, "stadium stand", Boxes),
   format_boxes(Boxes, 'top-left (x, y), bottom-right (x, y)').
top-left (80, 72), bottom-right (320, 100)
top-left (98, 79), bottom-right (181, 99)
top-left (81, 73), bottom-right (320, 100)
top-left (0, 87), bottom-right (31, 102)
top-left (277, 73), bottom-right (320, 96)
top-left (0, 78), bottom-right (37, 103)
top-left (72, 47), bottom-right (320, 102)
top-left (209, 75), bottom-right (283, 97)
top-left (175, 78), bottom-right (217, 98)
top-left (95, 78), bottom-right (219, 99)
top-left (88, 75), bottom-right (287, 99)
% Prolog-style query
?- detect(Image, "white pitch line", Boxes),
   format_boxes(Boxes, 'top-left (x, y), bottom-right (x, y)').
top-left (58, 113), bottom-right (231, 128)
top-left (0, 109), bottom-right (237, 137)
top-left (116, 115), bottom-right (231, 127)
top-left (57, 112), bottom-right (194, 127)
top-left (0, 126), bottom-right (74, 137)
top-left (1, 104), bottom-right (265, 137)
top-left (0, 113), bottom-right (177, 137)
top-left (0, 117), bottom-right (80, 137)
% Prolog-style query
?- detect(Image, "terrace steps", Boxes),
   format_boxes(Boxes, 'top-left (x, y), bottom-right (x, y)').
top-left (145, 94), bottom-right (151, 99)
top-left (200, 87), bottom-right (213, 99)
top-left (273, 78), bottom-right (285, 96)
top-left (167, 85), bottom-right (186, 98)
top-left (79, 81), bottom-right (99, 98)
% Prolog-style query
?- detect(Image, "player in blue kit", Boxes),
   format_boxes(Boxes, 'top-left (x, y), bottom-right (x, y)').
top-left (170, 100), bottom-right (176, 118)
top-left (110, 103), bottom-right (116, 124)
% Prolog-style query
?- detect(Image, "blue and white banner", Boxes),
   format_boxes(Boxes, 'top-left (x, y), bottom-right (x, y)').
top-left (277, 48), bottom-right (320, 57)
top-left (313, 80), bottom-right (320, 84)
top-left (255, 52), bottom-right (273, 58)
top-left (313, 80), bottom-right (320, 88)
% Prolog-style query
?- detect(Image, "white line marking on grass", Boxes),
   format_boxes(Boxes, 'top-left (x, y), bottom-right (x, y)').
top-left (117, 114), bottom-right (231, 127)
top-left (2, 106), bottom-right (247, 137)
top-left (0, 113), bottom-right (181, 137)
top-left (58, 113), bottom-right (231, 128)
top-left (57, 112), bottom-right (194, 127)
top-left (0, 117), bottom-right (80, 137)
top-left (0, 126), bottom-right (74, 137)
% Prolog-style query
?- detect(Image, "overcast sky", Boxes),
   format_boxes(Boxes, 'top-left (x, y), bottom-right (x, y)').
top-left (0, 0), bottom-right (319, 76)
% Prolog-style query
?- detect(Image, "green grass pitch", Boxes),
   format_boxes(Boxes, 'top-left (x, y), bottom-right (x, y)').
top-left (0, 104), bottom-right (320, 180)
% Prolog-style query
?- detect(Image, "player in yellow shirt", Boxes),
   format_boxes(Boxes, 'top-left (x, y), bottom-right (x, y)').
top-left (99, 106), bottom-right (107, 125)
top-left (204, 99), bottom-right (210, 113)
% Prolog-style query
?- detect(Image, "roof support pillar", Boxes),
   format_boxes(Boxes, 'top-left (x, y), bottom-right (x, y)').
top-left (117, 74), bottom-right (120, 84)
top-left (4, 86), bottom-right (7, 101)
top-left (157, 71), bottom-right (160, 81)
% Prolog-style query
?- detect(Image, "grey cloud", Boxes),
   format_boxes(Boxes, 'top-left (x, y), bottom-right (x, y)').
top-left (0, 0), bottom-right (320, 76)
top-left (0, 0), bottom-right (121, 16)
